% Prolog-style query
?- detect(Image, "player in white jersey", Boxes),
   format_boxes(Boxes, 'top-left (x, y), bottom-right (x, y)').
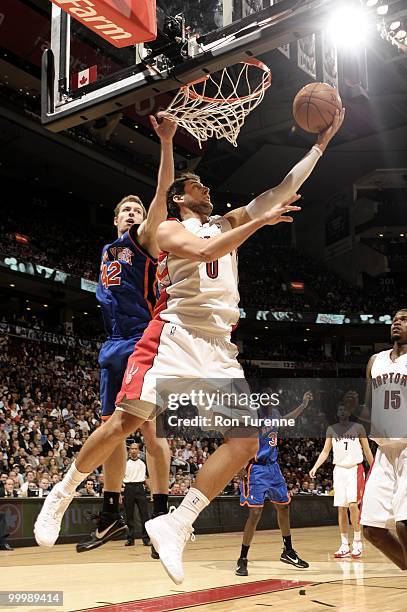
top-left (359, 310), bottom-right (407, 570)
top-left (310, 404), bottom-right (373, 558)
top-left (33, 109), bottom-right (344, 584)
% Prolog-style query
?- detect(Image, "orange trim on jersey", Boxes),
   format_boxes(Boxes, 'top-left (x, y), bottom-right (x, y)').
top-left (101, 415), bottom-right (111, 421)
top-left (240, 501), bottom-right (264, 508)
top-left (270, 498), bottom-right (291, 506)
top-left (127, 227), bottom-right (157, 263)
top-left (240, 463), bottom-right (253, 500)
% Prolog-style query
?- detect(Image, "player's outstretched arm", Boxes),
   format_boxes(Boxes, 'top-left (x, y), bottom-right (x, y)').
top-left (137, 113), bottom-right (177, 256)
top-left (224, 108), bottom-right (345, 229)
top-left (309, 429), bottom-right (333, 478)
top-left (285, 391), bottom-right (313, 420)
top-left (157, 194), bottom-right (301, 262)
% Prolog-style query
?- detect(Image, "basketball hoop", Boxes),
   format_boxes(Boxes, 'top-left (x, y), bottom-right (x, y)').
top-left (165, 58), bottom-right (272, 148)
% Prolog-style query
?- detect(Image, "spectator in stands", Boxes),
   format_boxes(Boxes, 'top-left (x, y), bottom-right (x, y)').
top-left (2, 478), bottom-right (17, 498)
top-left (0, 474), bottom-right (7, 497)
top-left (78, 479), bottom-right (99, 497)
top-left (38, 476), bottom-right (51, 498)
top-left (18, 470), bottom-right (36, 497)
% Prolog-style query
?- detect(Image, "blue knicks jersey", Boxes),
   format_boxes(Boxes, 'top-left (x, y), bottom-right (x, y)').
top-left (251, 408), bottom-right (281, 465)
top-left (96, 226), bottom-right (157, 339)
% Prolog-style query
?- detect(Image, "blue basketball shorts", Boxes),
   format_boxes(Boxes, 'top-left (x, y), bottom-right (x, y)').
top-left (99, 336), bottom-right (141, 419)
top-left (240, 462), bottom-right (289, 507)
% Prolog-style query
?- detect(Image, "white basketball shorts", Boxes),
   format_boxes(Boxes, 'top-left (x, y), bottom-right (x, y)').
top-left (115, 318), bottom-right (250, 426)
top-left (333, 464), bottom-right (365, 507)
top-left (360, 445), bottom-right (407, 529)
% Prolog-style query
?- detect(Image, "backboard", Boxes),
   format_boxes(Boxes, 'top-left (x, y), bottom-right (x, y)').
top-left (42, 0), bottom-right (337, 131)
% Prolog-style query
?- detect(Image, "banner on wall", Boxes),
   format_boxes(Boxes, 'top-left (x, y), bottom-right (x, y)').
top-left (322, 31), bottom-right (339, 89)
top-left (298, 34), bottom-right (316, 79)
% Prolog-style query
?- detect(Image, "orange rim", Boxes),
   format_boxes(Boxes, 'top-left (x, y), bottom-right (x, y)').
top-left (181, 57), bottom-right (272, 104)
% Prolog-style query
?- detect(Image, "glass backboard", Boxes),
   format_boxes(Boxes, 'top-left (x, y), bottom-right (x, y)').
top-left (42, 0), bottom-right (336, 131)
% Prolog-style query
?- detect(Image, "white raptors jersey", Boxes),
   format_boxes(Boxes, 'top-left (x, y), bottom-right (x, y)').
top-left (331, 423), bottom-right (363, 467)
top-left (370, 349), bottom-right (407, 447)
top-left (156, 216), bottom-right (240, 336)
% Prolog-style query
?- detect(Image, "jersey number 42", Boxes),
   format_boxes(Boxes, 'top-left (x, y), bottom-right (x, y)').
top-left (101, 261), bottom-right (122, 288)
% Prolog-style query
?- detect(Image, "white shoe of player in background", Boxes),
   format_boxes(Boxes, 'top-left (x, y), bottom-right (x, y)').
top-left (334, 544), bottom-right (351, 558)
top-left (351, 541), bottom-right (363, 558)
top-left (145, 508), bottom-right (195, 585)
top-left (34, 483), bottom-right (75, 547)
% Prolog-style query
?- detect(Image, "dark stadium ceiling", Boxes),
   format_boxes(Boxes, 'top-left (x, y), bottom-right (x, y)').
top-left (0, 0), bottom-right (406, 209)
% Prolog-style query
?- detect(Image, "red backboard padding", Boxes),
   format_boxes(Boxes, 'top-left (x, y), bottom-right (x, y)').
top-left (50, 0), bottom-right (157, 48)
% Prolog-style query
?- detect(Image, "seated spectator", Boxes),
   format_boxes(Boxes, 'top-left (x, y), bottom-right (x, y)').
top-left (37, 476), bottom-right (51, 498)
top-left (78, 479), bottom-right (99, 497)
top-left (18, 470), bottom-right (36, 497)
top-left (2, 478), bottom-right (17, 498)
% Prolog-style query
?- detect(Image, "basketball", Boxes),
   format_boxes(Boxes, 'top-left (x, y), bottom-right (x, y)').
top-left (293, 82), bottom-right (343, 133)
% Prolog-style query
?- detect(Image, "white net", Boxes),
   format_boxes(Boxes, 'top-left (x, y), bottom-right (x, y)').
top-left (165, 59), bottom-right (271, 148)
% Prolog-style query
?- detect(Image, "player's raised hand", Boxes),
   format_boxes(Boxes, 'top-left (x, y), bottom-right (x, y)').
top-left (260, 194), bottom-right (302, 226)
top-left (149, 111), bottom-right (177, 142)
top-left (303, 391), bottom-right (313, 406)
top-left (317, 107), bottom-right (345, 151)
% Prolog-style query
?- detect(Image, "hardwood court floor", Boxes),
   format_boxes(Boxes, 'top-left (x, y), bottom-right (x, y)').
top-left (2, 526), bottom-right (406, 611)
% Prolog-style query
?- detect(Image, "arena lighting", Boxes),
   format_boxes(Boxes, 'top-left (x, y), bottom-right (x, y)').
top-left (377, 4), bottom-right (388, 15)
top-left (390, 21), bottom-right (401, 30)
top-left (326, 5), bottom-right (368, 48)
top-left (366, 0), bottom-right (378, 5)
top-left (379, 18), bottom-right (407, 52)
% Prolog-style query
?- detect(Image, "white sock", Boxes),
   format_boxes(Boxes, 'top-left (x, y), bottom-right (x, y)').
top-left (341, 533), bottom-right (349, 547)
top-left (60, 462), bottom-right (89, 496)
top-left (353, 531), bottom-right (361, 543)
top-left (172, 488), bottom-right (209, 528)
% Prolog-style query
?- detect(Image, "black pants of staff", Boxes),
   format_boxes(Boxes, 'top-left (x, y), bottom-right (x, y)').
top-left (123, 482), bottom-right (150, 541)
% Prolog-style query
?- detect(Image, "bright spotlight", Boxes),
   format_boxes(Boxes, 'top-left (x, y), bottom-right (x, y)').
top-left (326, 6), bottom-right (368, 48)
top-left (395, 29), bottom-right (407, 39)
top-left (366, 0), bottom-right (378, 6)
top-left (377, 4), bottom-right (388, 15)
top-left (390, 21), bottom-right (401, 30)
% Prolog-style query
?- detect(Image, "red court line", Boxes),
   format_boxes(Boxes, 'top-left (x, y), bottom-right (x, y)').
top-left (82, 578), bottom-right (311, 611)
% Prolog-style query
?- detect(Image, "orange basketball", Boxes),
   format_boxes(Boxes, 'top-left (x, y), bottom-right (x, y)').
top-left (293, 82), bottom-right (342, 133)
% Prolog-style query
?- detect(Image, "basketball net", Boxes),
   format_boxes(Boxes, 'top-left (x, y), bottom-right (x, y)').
top-left (165, 58), bottom-right (272, 148)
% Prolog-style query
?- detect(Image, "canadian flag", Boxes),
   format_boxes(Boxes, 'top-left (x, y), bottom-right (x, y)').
top-left (71, 65), bottom-right (98, 90)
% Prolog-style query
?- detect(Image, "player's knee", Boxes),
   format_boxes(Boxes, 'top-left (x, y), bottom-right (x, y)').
top-left (249, 507), bottom-right (263, 522)
top-left (145, 435), bottom-right (168, 457)
top-left (276, 503), bottom-right (289, 516)
top-left (108, 411), bottom-right (141, 439)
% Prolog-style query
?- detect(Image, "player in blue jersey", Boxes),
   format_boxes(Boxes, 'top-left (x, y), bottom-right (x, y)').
top-left (236, 390), bottom-right (313, 575)
top-left (76, 114), bottom-right (177, 554)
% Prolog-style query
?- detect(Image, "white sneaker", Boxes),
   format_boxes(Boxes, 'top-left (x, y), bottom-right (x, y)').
top-left (34, 483), bottom-right (75, 547)
top-left (351, 541), bottom-right (363, 558)
top-left (145, 509), bottom-right (195, 585)
top-left (334, 545), bottom-right (351, 558)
